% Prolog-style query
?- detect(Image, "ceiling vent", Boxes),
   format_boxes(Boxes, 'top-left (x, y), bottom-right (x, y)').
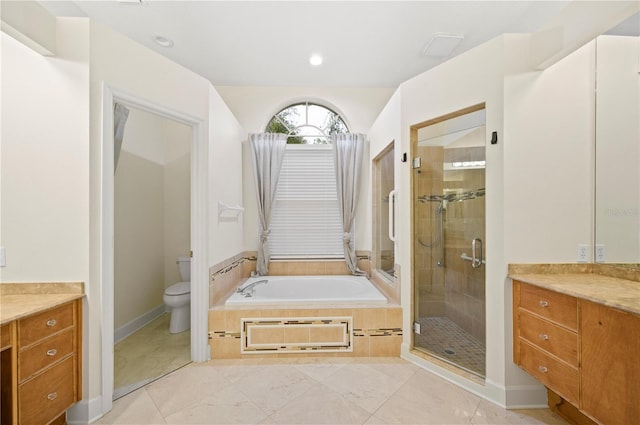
top-left (422, 34), bottom-right (464, 58)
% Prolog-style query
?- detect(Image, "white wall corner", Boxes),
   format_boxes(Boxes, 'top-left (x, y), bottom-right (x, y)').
top-left (66, 395), bottom-right (104, 425)
top-left (530, 0), bottom-right (639, 70)
top-left (503, 382), bottom-right (548, 409)
top-left (529, 27), bottom-right (563, 70)
top-left (0, 0), bottom-right (56, 55)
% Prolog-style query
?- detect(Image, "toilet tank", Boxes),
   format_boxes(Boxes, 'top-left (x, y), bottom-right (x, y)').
top-left (177, 256), bottom-right (191, 281)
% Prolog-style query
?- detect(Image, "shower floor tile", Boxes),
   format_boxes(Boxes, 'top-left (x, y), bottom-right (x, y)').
top-left (114, 313), bottom-right (191, 399)
top-left (415, 316), bottom-right (485, 377)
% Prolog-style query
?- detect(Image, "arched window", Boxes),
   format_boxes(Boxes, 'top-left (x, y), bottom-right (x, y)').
top-left (266, 102), bottom-right (349, 144)
top-left (266, 102), bottom-right (351, 259)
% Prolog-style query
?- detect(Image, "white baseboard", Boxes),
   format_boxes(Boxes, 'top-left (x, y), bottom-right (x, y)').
top-left (401, 345), bottom-right (547, 410)
top-left (114, 304), bottom-right (167, 344)
top-left (502, 382), bottom-right (548, 408)
top-left (67, 396), bottom-right (104, 425)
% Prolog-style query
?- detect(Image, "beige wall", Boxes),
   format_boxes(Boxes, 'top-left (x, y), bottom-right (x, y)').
top-left (114, 108), bottom-right (191, 330)
top-left (208, 87), bottom-right (245, 265)
top-left (503, 38), bottom-right (595, 264)
top-left (0, 19), bottom-right (90, 283)
top-left (114, 151), bottom-right (165, 328)
top-left (594, 35), bottom-right (640, 262)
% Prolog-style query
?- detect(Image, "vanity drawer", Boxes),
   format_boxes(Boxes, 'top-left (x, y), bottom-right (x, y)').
top-left (518, 310), bottom-right (578, 367)
top-left (19, 327), bottom-right (74, 382)
top-left (19, 303), bottom-right (74, 347)
top-left (19, 355), bottom-right (76, 425)
top-left (519, 283), bottom-right (577, 330)
top-left (519, 341), bottom-right (579, 405)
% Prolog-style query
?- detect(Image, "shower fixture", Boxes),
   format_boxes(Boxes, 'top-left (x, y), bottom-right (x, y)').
top-left (416, 188), bottom-right (485, 267)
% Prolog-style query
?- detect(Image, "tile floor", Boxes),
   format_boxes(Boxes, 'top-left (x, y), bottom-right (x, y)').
top-left (415, 317), bottom-right (486, 377)
top-left (114, 313), bottom-right (191, 399)
top-left (97, 357), bottom-right (568, 425)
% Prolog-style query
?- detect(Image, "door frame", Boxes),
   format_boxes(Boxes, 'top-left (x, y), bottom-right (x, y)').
top-left (100, 83), bottom-right (209, 413)
top-left (409, 102), bottom-right (485, 357)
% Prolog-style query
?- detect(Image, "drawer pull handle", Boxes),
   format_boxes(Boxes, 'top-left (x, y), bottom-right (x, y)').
top-left (47, 392), bottom-right (58, 401)
top-left (46, 349), bottom-right (58, 356)
top-left (538, 365), bottom-right (548, 373)
top-left (539, 333), bottom-right (549, 341)
top-left (46, 319), bottom-right (57, 327)
top-left (539, 300), bottom-right (549, 308)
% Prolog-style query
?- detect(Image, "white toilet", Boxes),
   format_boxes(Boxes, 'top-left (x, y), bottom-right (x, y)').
top-left (164, 256), bottom-right (191, 333)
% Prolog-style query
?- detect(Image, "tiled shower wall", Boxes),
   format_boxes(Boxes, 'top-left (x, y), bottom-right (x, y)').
top-left (442, 147), bottom-right (486, 343)
top-left (415, 146), bottom-right (446, 317)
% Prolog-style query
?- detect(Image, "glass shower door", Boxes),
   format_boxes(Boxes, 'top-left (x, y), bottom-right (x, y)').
top-left (412, 106), bottom-right (486, 378)
top-left (373, 143), bottom-right (395, 278)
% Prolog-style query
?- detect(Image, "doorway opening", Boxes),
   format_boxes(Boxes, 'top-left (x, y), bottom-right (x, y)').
top-left (411, 104), bottom-right (487, 378)
top-left (113, 106), bottom-right (192, 399)
top-left (100, 85), bottom-right (209, 414)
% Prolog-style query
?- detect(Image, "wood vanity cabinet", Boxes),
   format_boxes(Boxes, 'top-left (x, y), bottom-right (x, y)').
top-left (1, 300), bottom-right (82, 425)
top-left (513, 280), bottom-right (639, 425)
top-left (580, 300), bottom-right (640, 425)
top-left (513, 282), bottom-right (579, 405)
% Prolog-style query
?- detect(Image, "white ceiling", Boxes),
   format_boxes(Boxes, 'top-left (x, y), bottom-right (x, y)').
top-left (40, 1), bottom-right (638, 88)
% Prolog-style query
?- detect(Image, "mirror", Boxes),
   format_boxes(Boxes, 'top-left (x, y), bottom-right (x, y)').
top-left (594, 32), bottom-right (640, 268)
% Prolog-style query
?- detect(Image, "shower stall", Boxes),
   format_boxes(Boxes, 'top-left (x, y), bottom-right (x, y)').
top-left (411, 106), bottom-right (486, 378)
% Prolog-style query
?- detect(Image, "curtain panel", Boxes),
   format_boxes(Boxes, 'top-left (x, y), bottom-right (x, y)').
top-left (249, 133), bottom-right (287, 275)
top-left (113, 103), bottom-right (130, 173)
top-left (332, 133), bottom-right (367, 276)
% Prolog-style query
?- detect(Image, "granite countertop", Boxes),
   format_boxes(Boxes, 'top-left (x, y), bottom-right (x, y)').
top-left (509, 264), bottom-right (640, 316)
top-left (0, 282), bottom-right (84, 325)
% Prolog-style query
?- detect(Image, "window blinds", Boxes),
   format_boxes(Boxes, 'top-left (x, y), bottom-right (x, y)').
top-left (269, 145), bottom-right (346, 259)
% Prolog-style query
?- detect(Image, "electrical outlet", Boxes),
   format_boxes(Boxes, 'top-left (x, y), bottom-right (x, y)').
top-left (595, 244), bottom-right (606, 262)
top-left (577, 244), bottom-right (589, 263)
top-left (413, 322), bottom-right (421, 334)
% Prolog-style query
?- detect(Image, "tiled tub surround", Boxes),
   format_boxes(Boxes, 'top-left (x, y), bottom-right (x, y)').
top-left (209, 305), bottom-right (402, 358)
top-left (209, 251), bottom-right (377, 307)
top-left (209, 253), bottom-right (401, 358)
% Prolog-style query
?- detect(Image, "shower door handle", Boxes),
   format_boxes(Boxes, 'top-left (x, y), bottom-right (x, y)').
top-left (388, 190), bottom-right (397, 242)
top-left (471, 238), bottom-right (483, 268)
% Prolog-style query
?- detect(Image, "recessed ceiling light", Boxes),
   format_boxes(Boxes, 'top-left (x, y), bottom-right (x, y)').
top-left (309, 54), bottom-right (323, 66)
top-left (423, 34), bottom-right (464, 58)
top-left (153, 35), bottom-right (174, 48)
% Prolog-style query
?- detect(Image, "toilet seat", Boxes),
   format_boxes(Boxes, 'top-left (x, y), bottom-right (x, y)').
top-left (165, 281), bottom-right (190, 296)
